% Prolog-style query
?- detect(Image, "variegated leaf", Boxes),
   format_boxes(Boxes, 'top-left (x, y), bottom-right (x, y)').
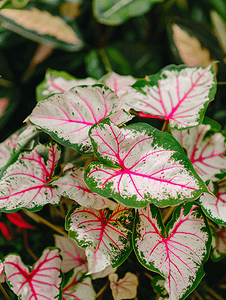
top-left (199, 181), bottom-right (226, 226)
top-left (152, 276), bottom-right (169, 299)
top-left (28, 85), bottom-right (133, 154)
top-left (92, 264), bottom-right (117, 280)
top-left (53, 167), bottom-right (117, 210)
top-left (0, 124), bottom-right (38, 170)
top-left (54, 235), bottom-right (88, 273)
top-left (62, 266), bottom-right (96, 300)
top-left (101, 71), bottom-right (136, 110)
top-left (109, 272), bottom-right (138, 300)
top-left (3, 247), bottom-right (62, 300)
top-left (171, 124), bottom-right (226, 181)
top-left (0, 143), bottom-right (61, 212)
top-left (211, 226), bottom-right (226, 261)
top-left (66, 204), bottom-right (134, 274)
top-left (131, 64), bottom-right (216, 129)
top-left (85, 118), bottom-right (208, 208)
top-left (133, 202), bottom-right (211, 300)
top-left (36, 69), bottom-right (97, 102)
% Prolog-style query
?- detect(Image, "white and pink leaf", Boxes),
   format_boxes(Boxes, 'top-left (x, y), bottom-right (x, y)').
top-left (62, 266), bottom-right (96, 300)
top-left (52, 167), bottom-right (117, 210)
top-left (133, 202), bottom-right (211, 300)
top-left (0, 143), bottom-right (61, 212)
top-left (199, 181), bottom-right (226, 226)
top-left (29, 85), bottom-right (133, 154)
top-left (171, 124), bottom-right (226, 181)
top-left (85, 118), bottom-right (208, 208)
top-left (54, 235), bottom-right (88, 273)
top-left (66, 204), bottom-right (134, 274)
top-left (3, 247), bottom-right (62, 300)
top-left (36, 69), bottom-right (97, 102)
top-left (131, 65), bottom-right (216, 129)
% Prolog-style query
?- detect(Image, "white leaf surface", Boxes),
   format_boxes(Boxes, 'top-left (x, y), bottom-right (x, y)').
top-left (53, 167), bottom-right (117, 210)
top-left (171, 124), bottom-right (226, 181)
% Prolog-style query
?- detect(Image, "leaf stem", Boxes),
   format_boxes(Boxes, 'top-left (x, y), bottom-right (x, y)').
top-left (22, 210), bottom-right (68, 236)
top-left (0, 284), bottom-right (11, 300)
top-left (194, 290), bottom-right (204, 300)
top-left (95, 280), bottom-right (109, 299)
top-left (217, 82), bottom-right (226, 85)
top-left (162, 206), bottom-right (175, 224)
top-left (23, 229), bottom-right (38, 261)
top-left (144, 272), bottom-right (154, 281)
top-left (200, 282), bottom-right (224, 300)
top-left (161, 119), bottom-right (169, 132)
top-left (98, 48), bottom-right (111, 71)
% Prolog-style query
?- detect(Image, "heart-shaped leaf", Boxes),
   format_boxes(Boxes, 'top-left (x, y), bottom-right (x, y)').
top-left (36, 69), bottom-right (97, 102)
top-left (54, 235), bottom-right (88, 273)
top-left (108, 272), bottom-right (138, 300)
top-left (53, 167), bottom-right (117, 210)
top-left (3, 247), bottom-right (62, 300)
top-left (66, 204), bottom-right (135, 274)
top-left (85, 118), bottom-right (208, 208)
top-left (131, 64), bottom-right (217, 129)
top-left (199, 181), bottom-right (226, 226)
top-left (171, 124), bottom-right (226, 182)
top-left (62, 266), bottom-right (96, 300)
top-left (133, 202), bottom-right (211, 300)
top-left (0, 143), bottom-right (61, 212)
top-left (28, 85), bottom-right (133, 154)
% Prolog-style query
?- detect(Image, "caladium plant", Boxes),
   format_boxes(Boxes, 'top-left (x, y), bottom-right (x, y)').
top-left (0, 63), bottom-right (226, 300)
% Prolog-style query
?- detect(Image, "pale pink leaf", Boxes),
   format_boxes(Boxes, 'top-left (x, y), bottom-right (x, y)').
top-left (108, 272), bottom-right (138, 300)
top-left (62, 266), bottom-right (96, 300)
top-left (53, 167), bottom-right (117, 210)
top-left (54, 235), bottom-right (88, 273)
top-left (171, 124), bottom-right (226, 181)
top-left (37, 69), bottom-right (97, 102)
top-left (85, 118), bottom-right (208, 208)
top-left (134, 202), bottom-right (211, 300)
top-left (3, 248), bottom-right (62, 300)
top-left (199, 181), bottom-right (226, 226)
top-left (101, 71), bottom-right (137, 111)
top-left (66, 204), bottom-right (134, 274)
top-left (28, 85), bottom-right (133, 154)
top-left (92, 264), bottom-right (117, 280)
top-left (131, 65), bottom-right (216, 129)
top-left (0, 143), bottom-right (61, 212)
